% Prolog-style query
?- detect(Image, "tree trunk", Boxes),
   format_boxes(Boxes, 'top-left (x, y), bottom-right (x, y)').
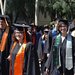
top-left (35, 0), bottom-right (39, 26)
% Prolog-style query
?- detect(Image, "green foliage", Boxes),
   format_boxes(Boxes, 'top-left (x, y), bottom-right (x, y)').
top-left (39, 0), bottom-right (53, 17)
top-left (53, 1), bottom-right (61, 10)
top-left (39, 0), bottom-right (75, 19)
top-left (4, 0), bottom-right (75, 22)
top-left (6, 0), bottom-right (35, 23)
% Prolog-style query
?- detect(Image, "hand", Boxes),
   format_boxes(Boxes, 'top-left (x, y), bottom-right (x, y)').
top-left (44, 71), bottom-right (48, 75)
top-left (74, 73), bottom-right (75, 75)
top-left (47, 53), bottom-right (50, 57)
top-left (46, 68), bottom-right (49, 72)
top-left (44, 68), bottom-right (49, 75)
top-left (7, 55), bottom-right (11, 61)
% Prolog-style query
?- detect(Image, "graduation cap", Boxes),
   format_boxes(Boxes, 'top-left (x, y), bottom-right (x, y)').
top-left (0, 15), bottom-right (10, 21)
top-left (12, 23), bottom-right (30, 43)
top-left (59, 19), bottom-right (69, 27)
top-left (12, 23), bottom-right (30, 31)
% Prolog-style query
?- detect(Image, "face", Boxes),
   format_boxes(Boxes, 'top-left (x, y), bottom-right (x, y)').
top-left (44, 31), bottom-right (49, 39)
top-left (14, 29), bottom-right (23, 42)
top-left (0, 20), bottom-right (6, 29)
top-left (59, 24), bottom-right (67, 34)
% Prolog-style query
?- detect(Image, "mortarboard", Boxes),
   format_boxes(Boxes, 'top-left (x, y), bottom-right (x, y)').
top-left (12, 23), bottom-right (31, 43)
top-left (59, 19), bottom-right (69, 27)
top-left (12, 23), bottom-right (30, 31)
top-left (0, 15), bottom-right (10, 21)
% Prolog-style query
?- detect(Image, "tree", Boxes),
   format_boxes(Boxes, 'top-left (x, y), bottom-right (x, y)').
top-left (0, 0), bottom-right (7, 15)
top-left (35, 0), bottom-right (39, 26)
top-left (39, 0), bottom-right (75, 20)
top-left (6, 0), bottom-right (35, 24)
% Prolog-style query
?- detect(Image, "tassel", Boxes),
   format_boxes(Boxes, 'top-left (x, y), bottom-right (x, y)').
top-left (23, 29), bottom-right (26, 44)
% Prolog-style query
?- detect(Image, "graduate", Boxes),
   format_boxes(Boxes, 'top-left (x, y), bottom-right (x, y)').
top-left (45, 19), bottom-right (60, 56)
top-left (37, 26), bottom-right (49, 74)
top-left (7, 23), bottom-right (40, 75)
top-left (0, 15), bottom-right (11, 75)
top-left (45, 20), bottom-right (75, 75)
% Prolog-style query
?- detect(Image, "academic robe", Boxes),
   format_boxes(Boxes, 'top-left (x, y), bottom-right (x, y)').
top-left (37, 36), bottom-right (48, 61)
top-left (0, 28), bottom-right (11, 75)
top-left (45, 34), bottom-right (75, 75)
top-left (37, 35), bottom-right (49, 74)
top-left (45, 30), bottom-right (52, 54)
top-left (43, 29), bottom-right (57, 55)
top-left (23, 42), bottom-right (40, 75)
top-left (10, 42), bottom-right (40, 75)
top-left (36, 31), bottom-right (42, 50)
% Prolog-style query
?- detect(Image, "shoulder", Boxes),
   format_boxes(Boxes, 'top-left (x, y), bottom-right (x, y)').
top-left (26, 42), bottom-right (33, 47)
top-left (52, 34), bottom-right (61, 43)
top-left (52, 34), bottom-right (59, 40)
top-left (25, 42), bottom-right (34, 52)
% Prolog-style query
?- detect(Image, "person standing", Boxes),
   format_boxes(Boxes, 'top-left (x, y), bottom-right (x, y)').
top-left (37, 26), bottom-right (49, 74)
top-left (7, 24), bottom-right (40, 75)
top-left (45, 20), bottom-right (75, 75)
top-left (0, 15), bottom-right (11, 75)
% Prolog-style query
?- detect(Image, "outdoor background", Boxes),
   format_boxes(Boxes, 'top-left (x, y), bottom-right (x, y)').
top-left (0, 0), bottom-right (75, 25)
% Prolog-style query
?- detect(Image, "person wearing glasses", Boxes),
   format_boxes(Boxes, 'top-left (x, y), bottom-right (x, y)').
top-left (44, 20), bottom-right (75, 75)
top-left (37, 25), bottom-right (49, 74)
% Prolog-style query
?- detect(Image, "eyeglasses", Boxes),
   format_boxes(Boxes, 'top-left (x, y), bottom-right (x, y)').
top-left (44, 31), bottom-right (49, 34)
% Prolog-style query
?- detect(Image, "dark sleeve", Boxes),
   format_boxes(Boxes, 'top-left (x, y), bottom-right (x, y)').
top-left (23, 42), bottom-right (40, 75)
top-left (23, 42), bottom-right (33, 75)
top-left (37, 37), bottom-right (42, 59)
top-left (5, 30), bottom-right (12, 57)
top-left (45, 51), bottom-right (53, 69)
top-left (45, 37), bottom-right (55, 69)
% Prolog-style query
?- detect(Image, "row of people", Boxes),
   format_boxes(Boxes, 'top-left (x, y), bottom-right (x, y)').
top-left (0, 14), bottom-right (75, 75)
top-left (0, 15), bottom-right (41, 75)
top-left (41, 19), bottom-right (75, 75)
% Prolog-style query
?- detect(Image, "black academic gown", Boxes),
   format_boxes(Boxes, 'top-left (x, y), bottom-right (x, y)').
top-left (23, 42), bottom-right (40, 75)
top-left (45, 35), bottom-right (75, 75)
top-left (45, 30), bottom-right (52, 54)
top-left (11, 42), bottom-right (40, 75)
top-left (0, 29), bottom-right (11, 75)
top-left (10, 42), bottom-right (39, 75)
top-left (37, 36), bottom-right (49, 74)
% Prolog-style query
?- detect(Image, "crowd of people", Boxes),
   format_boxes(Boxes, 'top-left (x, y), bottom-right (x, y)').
top-left (0, 15), bottom-right (75, 75)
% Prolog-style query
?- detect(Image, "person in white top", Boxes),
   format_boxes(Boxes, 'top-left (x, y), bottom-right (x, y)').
top-left (44, 19), bottom-right (75, 75)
